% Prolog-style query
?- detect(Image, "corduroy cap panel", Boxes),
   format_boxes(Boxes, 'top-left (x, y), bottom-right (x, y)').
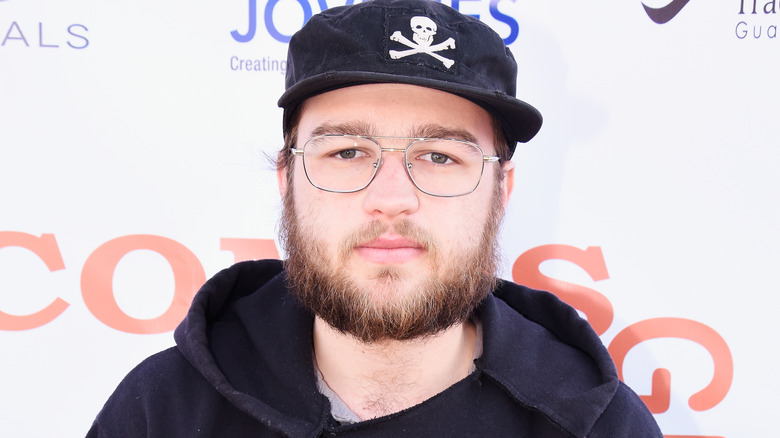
top-left (279, 0), bottom-right (542, 152)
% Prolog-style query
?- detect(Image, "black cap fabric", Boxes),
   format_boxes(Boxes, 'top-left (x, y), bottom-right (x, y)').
top-left (278, 0), bottom-right (542, 154)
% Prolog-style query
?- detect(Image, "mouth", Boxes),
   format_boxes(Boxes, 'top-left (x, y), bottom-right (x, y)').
top-left (354, 235), bottom-right (426, 264)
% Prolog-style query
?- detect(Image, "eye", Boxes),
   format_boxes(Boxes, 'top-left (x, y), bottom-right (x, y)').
top-left (336, 149), bottom-right (361, 159)
top-left (421, 151), bottom-right (453, 165)
top-left (331, 140), bottom-right (371, 160)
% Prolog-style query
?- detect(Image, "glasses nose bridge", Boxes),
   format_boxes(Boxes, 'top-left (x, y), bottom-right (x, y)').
top-left (373, 137), bottom-right (414, 167)
top-left (379, 146), bottom-right (408, 154)
top-left (368, 139), bottom-right (416, 188)
top-left (376, 136), bottom-right (414, 155)
top-left (378, 146), bottom-right (410, 168)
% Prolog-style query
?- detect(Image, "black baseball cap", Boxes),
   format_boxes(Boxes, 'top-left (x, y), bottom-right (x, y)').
top-left (278, 0), bottom-right (542, 156)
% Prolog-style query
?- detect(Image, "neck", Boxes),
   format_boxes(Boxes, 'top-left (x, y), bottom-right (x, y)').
top-left (313, 316), bottom-right (477, 421)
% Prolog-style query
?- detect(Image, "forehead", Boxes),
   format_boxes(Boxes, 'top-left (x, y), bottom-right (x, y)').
top-left (296, 84), bottom-right (496, 151)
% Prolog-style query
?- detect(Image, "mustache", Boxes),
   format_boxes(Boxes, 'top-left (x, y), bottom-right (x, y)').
top-left (339, 219), bottom-right (439, 261)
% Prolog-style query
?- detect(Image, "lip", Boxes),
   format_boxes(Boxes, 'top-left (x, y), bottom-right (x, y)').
top-left (354, 235), bottom-right (425, 264)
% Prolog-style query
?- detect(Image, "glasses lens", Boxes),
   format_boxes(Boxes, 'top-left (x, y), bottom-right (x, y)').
top-left (302, 135), bottom-right (381, 192)
top-left (406, 139), bottom-right (486, 196)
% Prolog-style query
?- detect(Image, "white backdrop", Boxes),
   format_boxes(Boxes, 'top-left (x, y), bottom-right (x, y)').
top-left (1, 0), bottom-right (778, 436)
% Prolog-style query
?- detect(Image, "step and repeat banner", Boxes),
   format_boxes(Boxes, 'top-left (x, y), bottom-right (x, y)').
top-left (2, 0), bottom-right (778, 436)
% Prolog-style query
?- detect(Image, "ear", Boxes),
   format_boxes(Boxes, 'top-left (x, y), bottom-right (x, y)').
top-left (500, 160), bottom-right (515, 209)
top-left (277, 158), bottom-right (288, 199)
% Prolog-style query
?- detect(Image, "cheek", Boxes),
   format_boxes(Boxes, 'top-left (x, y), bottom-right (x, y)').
top-left (426, 199), bottom-right (491, 250)
top-left (291, 167), bottom-right (324, 230)
top-left (291, 170), bottom-right (363, 242)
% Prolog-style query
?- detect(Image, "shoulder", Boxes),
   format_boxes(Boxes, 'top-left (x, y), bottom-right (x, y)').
top-left (112, 347), bottom-right (204, 395)
top-left (486, 280), bottom-right (613, 375)
top-left (87, 347), bottom-right (213, 437)
top-left (482, 282), bottom-right (663, 436)
top-left (589, 381), bottom-right (664, 437)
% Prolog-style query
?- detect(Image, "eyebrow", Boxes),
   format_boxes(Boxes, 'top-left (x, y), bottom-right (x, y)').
top-left (309, 122), bottom-right (480, 144)
top-left (310, 121), bottom-right (377, 137)
top-left (412, 125), bottom-right (479, 144)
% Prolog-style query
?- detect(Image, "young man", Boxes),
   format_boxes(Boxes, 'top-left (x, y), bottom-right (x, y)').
top-left (88, 0), bottom-right (662, 436)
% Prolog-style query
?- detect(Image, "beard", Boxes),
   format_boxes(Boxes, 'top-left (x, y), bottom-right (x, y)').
top-left (280, 179), bottom-right (504, 344)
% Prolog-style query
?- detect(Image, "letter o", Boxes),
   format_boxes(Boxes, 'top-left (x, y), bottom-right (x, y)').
top-left (264, 0), bottom-right (312, 43)
top-left (81, 235), bottom-right (205, 334)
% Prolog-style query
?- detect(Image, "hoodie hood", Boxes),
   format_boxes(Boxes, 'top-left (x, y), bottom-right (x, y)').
top-left (174, 260), bottom-right (620, 437)
top-left (175, 260), bottom-right (328, 436)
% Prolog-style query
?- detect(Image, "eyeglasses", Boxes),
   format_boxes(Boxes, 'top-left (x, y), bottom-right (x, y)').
top-left (291, 134), bottom-right (499, 197)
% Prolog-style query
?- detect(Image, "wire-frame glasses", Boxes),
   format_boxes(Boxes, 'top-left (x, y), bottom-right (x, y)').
top-left (291, 134), bottom-right (499, 197)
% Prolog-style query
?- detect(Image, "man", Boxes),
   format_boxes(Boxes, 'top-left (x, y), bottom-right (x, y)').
top-left (88, 0), bottom-right (662, 436)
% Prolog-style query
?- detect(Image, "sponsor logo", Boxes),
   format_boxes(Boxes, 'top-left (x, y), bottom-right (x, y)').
top-left (229, 55), bottom-right (287, 74)
top-left (2, 232), bottom-right (733, 438)
top-left (735, 0), bottom-right (779, 39)
top-left (228, 0), bottom-right (520, 74)
top-left (642, 0), bottom-right (692, 24)
top-left (0, 1), bottom-right (90, 49)
top-left (1, 22), bottom-right (89, 49)
top-left (642, 0), bottom-right (778, 41)
top-left (513, 245), bottom-right (733, 434)
top-left (230, 0), bottom-right (521, 45)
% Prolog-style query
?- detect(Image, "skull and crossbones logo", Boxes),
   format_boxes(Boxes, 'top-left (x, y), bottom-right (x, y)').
top-left (389, 16), bottom-right (456, 69)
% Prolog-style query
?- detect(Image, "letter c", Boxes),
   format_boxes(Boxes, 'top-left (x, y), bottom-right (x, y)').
top-left (81, 235), bottom-right (205, 334)
top-left (0, 232), bottom-right (69, 331)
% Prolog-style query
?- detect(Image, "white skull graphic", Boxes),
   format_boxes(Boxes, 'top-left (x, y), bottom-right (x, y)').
top-left (410, 16), bottom-right (437, 46)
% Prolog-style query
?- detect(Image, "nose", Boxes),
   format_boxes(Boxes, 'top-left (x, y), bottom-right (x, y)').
top-left (361, 152), bottom-right (420, 218)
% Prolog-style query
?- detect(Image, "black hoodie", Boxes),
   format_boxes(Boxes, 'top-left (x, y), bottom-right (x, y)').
top-left (87, 260), bottom-right (662, 437)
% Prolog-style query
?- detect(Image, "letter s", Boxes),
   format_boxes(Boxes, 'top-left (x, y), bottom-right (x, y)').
top-left (512, 244), bottom-right (614, 335)
top-left (608, 317), bottom-right (733, 413)
top-left (490, 0), bottom-right (519, 45)
top-left (67, 24), bottom-right (89, 49)
top-left (0, 232), bottom-right (69, 331)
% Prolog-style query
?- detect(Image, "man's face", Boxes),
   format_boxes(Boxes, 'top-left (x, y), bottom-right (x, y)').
top-left (279, 84), bottom-right (513, 343)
